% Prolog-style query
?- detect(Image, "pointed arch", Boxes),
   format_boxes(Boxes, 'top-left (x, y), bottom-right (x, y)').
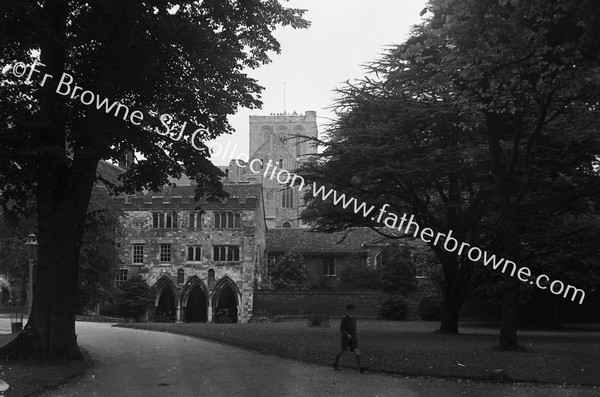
top-left (154, 276), bottom-right (178, 321)
top-left (154, 276), bottom-right (178, 306)
top-left (180, 276), bottom-right (209, 323)
top-left (211, 276), bottom-right (241, 323)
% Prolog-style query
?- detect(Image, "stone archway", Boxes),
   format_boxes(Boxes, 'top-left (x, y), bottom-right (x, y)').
top-left (212, 278), bottom-right (239, 323)
top-left (181, 277), bottom-right (209, 323)
top-left (155, 277), bottom-right (177, 322)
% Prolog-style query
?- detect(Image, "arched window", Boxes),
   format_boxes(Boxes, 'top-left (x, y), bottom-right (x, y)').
top-left (177, 268), bottom-right (185, 284)
top-left (281, 188), bottom-right (293, 208)
top-left (374, 253), bottom-right (382, 268)
top-left (208, 269), bottom-right (215, 289)
top-left (282, 221), bottom-right (292, 228)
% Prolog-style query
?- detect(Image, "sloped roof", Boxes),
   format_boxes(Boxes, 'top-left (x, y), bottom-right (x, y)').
top-left (267, 227), bottom-right (406, 255)
top-left (96, 160), bottom-right (125, 187)
top-left (140, 183), bottom-right (261, 201)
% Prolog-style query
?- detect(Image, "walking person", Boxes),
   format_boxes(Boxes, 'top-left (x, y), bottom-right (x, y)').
top-left (333, 303), bottom-right (365, 373)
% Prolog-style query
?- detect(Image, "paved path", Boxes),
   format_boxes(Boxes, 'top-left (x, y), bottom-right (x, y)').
top-left (44, 322), bottom-right (598, 397)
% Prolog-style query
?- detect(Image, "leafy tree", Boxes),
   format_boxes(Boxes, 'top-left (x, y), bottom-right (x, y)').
top-left (300, 1), bottom-right (600, 350)
top-left (420, 0), bottom-right (600, 348)
top-left (271, 251), bottom-right (310, 290)
top-left (77, 187), bottom-right (123, 314)
top-left (0, 189), bottom-right (123, 314)
top-left (116, 275), bottom-right (154, 319)
top-left (0, 207), bottom-right (37, 307)
top-left (377, 246), bottom-right (417, 296)
top-left (299, 42), bottom-right (495, 334)
top-left (338, 255), bottom-right (380, 290)
top-left (0, 1), bottom-right (308, 359)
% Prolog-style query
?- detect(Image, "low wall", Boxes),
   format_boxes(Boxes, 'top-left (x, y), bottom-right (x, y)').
top-left (253, 290), bottom-right (383, 319)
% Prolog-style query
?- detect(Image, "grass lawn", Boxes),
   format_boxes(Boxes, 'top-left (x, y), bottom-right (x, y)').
top-left (117, 319), bottom-right (600, 387)
top-left (0, 334), bottom-right (90, 397)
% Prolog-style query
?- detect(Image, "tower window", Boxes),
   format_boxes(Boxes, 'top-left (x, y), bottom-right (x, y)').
top-left (281, 188), bottom-right (293, 208)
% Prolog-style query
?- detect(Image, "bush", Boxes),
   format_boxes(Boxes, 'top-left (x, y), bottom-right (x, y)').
top-left (419, 296), bottom-right (442, 321)
top-left (271, 251), bottom-right (310, 290)
top-left (377, 295), bottom-right (409, 320)
top-left (116, 275), bottom-right (154, 319)
top-left (339, 260), bottom-right (381, 290)
top-left (377, 245), bottom-right (417, 296)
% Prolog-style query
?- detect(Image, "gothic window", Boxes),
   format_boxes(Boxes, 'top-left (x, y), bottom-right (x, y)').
top-left (187, 246), bottom-right (202, 262)
top-left (189, 213), bottom-right (202, 229)
top-left (208, 269), bottom-right (215, 288)
top-left (295, 135), bottom-right (302, 156)
top-left (153, 212), bottom-right (177, 229)
top-left (177, 268), bottom-right (184, 284)
top-left (214, 212), bottom-right (241, 229)
top-left (213, 246), bottom-right (240, 262)
top-left (281, 188), bottom-right (293, 208)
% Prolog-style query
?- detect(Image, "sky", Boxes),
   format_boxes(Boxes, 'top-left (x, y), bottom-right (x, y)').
top-left (210, 0), bottom-right (429, 165)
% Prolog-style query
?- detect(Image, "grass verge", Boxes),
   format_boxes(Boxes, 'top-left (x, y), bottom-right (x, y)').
top-left (117, 319), bottom-right (600, 387)
top-left (0, 334), bottom-right (91, 397)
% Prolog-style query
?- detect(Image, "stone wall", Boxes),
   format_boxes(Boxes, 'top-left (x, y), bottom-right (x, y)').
top-left (253, 289), bottom-right (383, 319)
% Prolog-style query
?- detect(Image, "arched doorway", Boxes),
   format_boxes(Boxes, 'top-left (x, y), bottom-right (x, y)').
top-left (212, 279), bottom-right (239, 323)
top-left (155, 283), bottom-right (177, 322)
top-left (185, 284), bottom-right (208, 322)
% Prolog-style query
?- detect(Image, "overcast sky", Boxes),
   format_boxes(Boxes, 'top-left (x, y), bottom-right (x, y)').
top-left (210, 0), bottom-right (428, 165)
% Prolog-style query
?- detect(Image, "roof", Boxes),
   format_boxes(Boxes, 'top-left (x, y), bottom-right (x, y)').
top-left (114, 183), bottom-right (263, 210)
top-left (266, 228), bottom-right (409, 255)
top-left (96, 161), bottom-right (125, 187)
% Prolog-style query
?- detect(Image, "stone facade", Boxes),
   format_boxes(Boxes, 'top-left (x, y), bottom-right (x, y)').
top-left (114, 184), bottom-right (266, 323)
top-left (219, 111), bottom-right (318, 229)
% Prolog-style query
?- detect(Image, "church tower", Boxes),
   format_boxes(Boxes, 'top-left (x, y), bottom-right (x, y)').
top-left (221, 111), bottom-right (318, 229)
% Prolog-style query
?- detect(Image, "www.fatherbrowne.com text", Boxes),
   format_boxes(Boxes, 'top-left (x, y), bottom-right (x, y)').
top-left (237, 158), bottom-right (586, 305)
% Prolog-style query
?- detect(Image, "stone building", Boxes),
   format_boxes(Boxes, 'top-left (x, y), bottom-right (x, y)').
top-left (220, 111), bottom-right (318, 229)
top-left (114, 183), bottom-right (266, 324)
top-left (266, 228), bottom-right (422, 289)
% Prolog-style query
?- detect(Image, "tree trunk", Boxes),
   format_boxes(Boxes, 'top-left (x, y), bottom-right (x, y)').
top-left (498, 276), bottom-right (520, 348)
top-left (437, 255), bottom-right (467, 334)
top-left (0, 153), bottom-right (98, 360)
top-left (0, 0), bottom-right (101, 360)
top-left (485, 112), bottom-right (522, 349)
top-left (439, 299), bottom-right (461, 334)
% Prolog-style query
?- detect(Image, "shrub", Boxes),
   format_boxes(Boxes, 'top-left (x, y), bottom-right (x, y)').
top-left (419, 295), bottom-right (442, 321)
top-left (377, 246), bottom-right (417, 296)
top-left (271, 250), bottom-right (310, 290)
top-left (377, 295), bottom-right (409, 321)
top-left (339, 260), bottom-right (381, 290)
top-left (116, 275), bottom-right (154, 319)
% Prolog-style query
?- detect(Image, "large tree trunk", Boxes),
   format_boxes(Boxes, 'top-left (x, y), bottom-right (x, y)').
top-left (0, 0), bottom-right (100, 360)
top-left (0, 153), bottom-right (99, 360)
top-left (438, 254), bottom-right (468, 334)
top-left (439, 298), bottom-right (462, 334)
top-left (485, 112), bottom-right (522, 349)
top-left (498, 277), bottom-right (520, 348)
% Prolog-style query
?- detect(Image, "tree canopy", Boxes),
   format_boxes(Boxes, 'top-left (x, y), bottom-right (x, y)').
top-left (0, 0), bottom-right (308, 359)
top-left (271, 251), bottom-right (310, 290)
top-left (300, 0), bottom-right (600, 346)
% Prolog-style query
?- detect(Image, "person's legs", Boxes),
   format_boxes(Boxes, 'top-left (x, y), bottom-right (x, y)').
top-left (334, 337), bottom-right (349, 369)
top-left (333, 349), bottom-right (344, 370)
top-left (353, 348), bottom-right (364, 373)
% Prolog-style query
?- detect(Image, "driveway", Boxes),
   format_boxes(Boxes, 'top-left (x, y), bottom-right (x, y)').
top-left (44, 322), bottom-right (597, 396)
